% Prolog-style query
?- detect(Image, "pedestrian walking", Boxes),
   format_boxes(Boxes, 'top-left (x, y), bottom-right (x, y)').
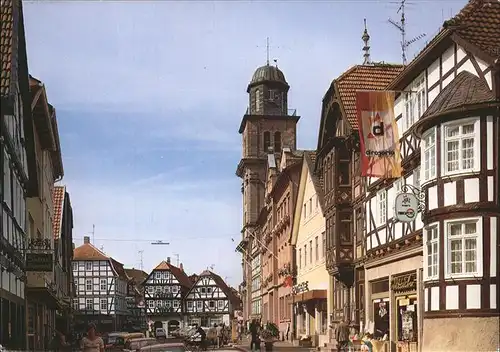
top-left (336, 320), bottom-right (350, 352)
top-left (80, 323), bottom-right (104, 352)
top-left (249, 319), bottom-right (260, 351)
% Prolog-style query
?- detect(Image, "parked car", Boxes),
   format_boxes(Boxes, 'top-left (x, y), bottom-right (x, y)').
top-left (139, 342), bottom-right (186, 351)
top-left (155, 328), bottom-right (167, 338)
top-left (123, 337), bottom-right (159, 351)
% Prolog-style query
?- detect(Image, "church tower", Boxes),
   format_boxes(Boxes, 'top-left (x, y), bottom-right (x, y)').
top-left (236, 62), bottom-right (300, 236)
top-left (236, 61), bottom-right (300, 319)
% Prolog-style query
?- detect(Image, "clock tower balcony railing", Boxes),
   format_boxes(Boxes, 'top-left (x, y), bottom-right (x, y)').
top-left (245, 107), bottom-right (297, 116)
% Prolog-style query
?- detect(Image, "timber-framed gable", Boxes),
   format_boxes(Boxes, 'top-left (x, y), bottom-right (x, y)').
top-left (364, 1), bottom-right (499, 351)
top-left (184, 270), bottom-right (241, 327)
top-left (143, 259), bottom-right (191, 317)
top-left (316, 63), bottom-right (404, 327)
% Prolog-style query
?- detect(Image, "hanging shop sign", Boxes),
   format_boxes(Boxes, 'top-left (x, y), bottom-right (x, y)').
top-left (26, 253), bottom-right (53, 272)
top-left (391, 273), bottom-right (417, 293)
top-left (292, 281), bottom-right (309, 295)
top-left (394, 193), bottom-right (419, 223)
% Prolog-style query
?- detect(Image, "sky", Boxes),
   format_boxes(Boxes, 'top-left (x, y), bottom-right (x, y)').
top-left (23, 0), bottom-right (467, 288)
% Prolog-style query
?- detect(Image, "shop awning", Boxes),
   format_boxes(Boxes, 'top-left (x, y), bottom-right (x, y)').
top-left (294, 289), bottom-right (327, 302)
top-left (26, 287), bottom-right (61, 310)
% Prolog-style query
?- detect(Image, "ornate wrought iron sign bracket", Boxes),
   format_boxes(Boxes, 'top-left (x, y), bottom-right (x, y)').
top-left (393, 184), bottom-right (425, 224)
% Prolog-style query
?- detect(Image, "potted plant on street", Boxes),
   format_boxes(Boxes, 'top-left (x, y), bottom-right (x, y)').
top-left (260, 322), bottom-right (279, 351)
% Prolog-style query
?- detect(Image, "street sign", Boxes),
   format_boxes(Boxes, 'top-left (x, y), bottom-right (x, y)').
top-left (394, 193), bottom-right (419, 223)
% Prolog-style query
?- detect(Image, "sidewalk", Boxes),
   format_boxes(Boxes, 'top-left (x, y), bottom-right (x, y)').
top-left (232, 340), bottom-right (316, 351)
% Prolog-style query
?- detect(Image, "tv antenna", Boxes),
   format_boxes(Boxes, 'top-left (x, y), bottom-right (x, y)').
top-left (138, 250), bottom-right (144, 270)
top-left (388, 0), bottom-right (426, 65)
top-left (174, 253), bottom-right (180, 266)
top-left (208, 264), bottom-right (215, 271)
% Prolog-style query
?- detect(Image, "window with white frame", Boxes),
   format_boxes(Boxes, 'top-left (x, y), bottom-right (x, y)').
top-left (100, 279), bottom-right (107, 291)
top-left (446, 219), bottom-right (481, 277)
top-left (85, 262), bottom-right (91, 270)
top-left (425, 225), bottom-right (439, 279)
top-left (422, 128), bottom-right (436, 182)
top-left (100, 299), bottom-right (107, 310)
top-left (86, 279), bottom-right (92, 291)
top-left (187, 301), bottom-right (193, 309)
top-left (443, 120), bottom-right (478, 175)
top-left (394, 178), bottom-right (403, 193)
top-left (218, 300), bottom-right (225, 309)
top-left (404, 76), bottom-right (426, 131)
top-left (377, 190), bottom-right (387, 225)
top-left (173, 300), bottom-right (180, 308)
top-left (85, 299), bottom-right (93, 310)
top-left (413, 166), bottom-right (421, 190)
top-left (197, 301), bottom-right (203, 309)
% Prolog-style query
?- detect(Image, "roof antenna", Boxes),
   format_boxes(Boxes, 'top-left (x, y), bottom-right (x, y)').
top-left (388, 0), bottom-right (426, 65)
top-left (362, 18), bottom-right (371, 65)
top-left (92, 224), bottom-right (95, 244)
top-left (266, 37), bottom-right (270, 65)
top-left (138, 250), bottom-right (144, 270)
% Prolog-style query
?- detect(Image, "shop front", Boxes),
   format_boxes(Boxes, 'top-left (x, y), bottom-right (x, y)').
top-left (293, 289), bottom-right (328, 347)
top-left (391, 272), bottom-right (418, 352)
top-left (365, 253), bottom-right (423, 352)
top-left (0, 293), bottom-right (26, 349)
top-left (26, 287), bottom-right (60, 351)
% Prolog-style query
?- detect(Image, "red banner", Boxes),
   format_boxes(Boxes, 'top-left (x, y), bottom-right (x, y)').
top-left (356, 90), bottom-right (401, 178)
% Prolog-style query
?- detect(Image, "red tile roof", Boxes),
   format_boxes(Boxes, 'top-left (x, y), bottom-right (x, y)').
top-left (444, 0), bottom-right (500, 59)
top-left (110, 258), bottom-right (129, 281)
top-left (73, 242), bottom-right (109, 261)
top-left (53, 186), bottom-right (65, 239)
top-left (152, 260), bottom-right (193, 288)
top-left (1, 0), bottom-right (14, 97)
top-left (335, 64), bottom-right (404, 129)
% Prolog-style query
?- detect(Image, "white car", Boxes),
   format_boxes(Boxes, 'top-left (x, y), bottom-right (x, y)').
top-left (155, 327), bottom-right (167, 338)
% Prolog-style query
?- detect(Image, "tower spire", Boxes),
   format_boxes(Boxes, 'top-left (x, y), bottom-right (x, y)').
top-left (362, 18), bottom-right (371, 65)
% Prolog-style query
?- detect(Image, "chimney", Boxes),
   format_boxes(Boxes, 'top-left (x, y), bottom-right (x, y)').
top-left (179, 263), bottom-right (184, 271)
top-left (166, 257), bottom-right (171, 264)
top-left (84, 236), bottom-right (90, 244)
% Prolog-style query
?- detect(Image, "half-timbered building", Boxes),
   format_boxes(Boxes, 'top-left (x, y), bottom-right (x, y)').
top-left (143, 258), bottom-right (192, 336)
top-left (384, 1), bottom-right (498, 351)
top-left (0, 0), bottom-right (38, 348)
top-left (72, 237), bottom-right (129, 333)
top-left (315, 57), bottom-right (403, 346)
top-left (124, 268), bottom-right (148, 332)
top-left (184, 270), bottom-right (241, 327)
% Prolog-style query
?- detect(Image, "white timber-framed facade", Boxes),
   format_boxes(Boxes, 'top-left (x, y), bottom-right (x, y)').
top-left (72, 236), bottom-right (129, 333)
top-left (143, 257), bottom-right (192, 336)
top-left (363, 1), bottom-right (499, 351)
top-left (184, 270), bottom-right (241, 328)
top-left (0, 0), bottom-right (38, 348)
